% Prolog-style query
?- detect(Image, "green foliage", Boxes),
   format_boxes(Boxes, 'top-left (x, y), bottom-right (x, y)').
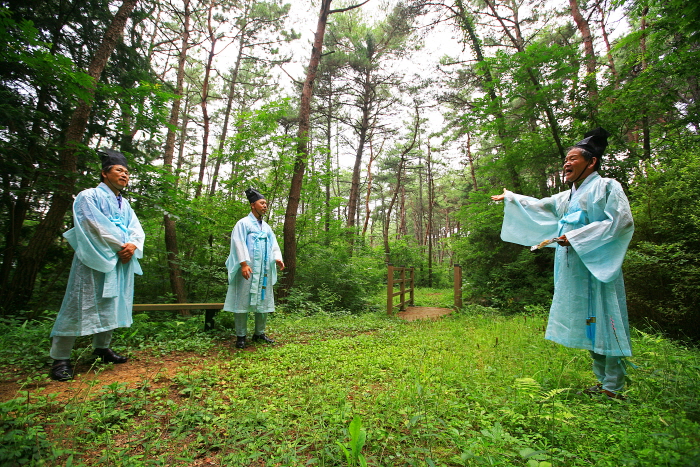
top-left (625, 147), bottom-right (700, 339)
top-left (336, 415), bottom-right (368, 467)
top-left (387, 239), bottom-right (452, 288)
top-left (0, 395), bottom-right (75, 465)
top-left (0, 314), bottom-right (57, 377)
top-left (453, 191), bottom-right (554, 310)
top-left (118, 313), bottom-right (217, 354)
top-left (290, 242), bottom-right (385, 313)
top-left (1, 306), bottom-right (699, 465)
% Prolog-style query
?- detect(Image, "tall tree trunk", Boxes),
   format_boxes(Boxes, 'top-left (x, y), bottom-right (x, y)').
top-left (161, 0), bottom-right (191, 312)
top-left (383, 158), bottom-right (404, 263)
top-left (416, 154), bottom-right (424, 246)
top-left (195, 1), bottom-right (218, 198)
top-left (0, 174), bottom-right (33, 294)
top-left (175, 87), bottom-right (190, 190)
top-left (382, 106), bottom-right (419, 263)
top-left (640, 6), bottom-right (651, 160)
top-left (595, 0), bottom-right (618, 86)
top-left (483, 0), bottom-right (566, 160)
top-left (209, 29), bottom-right (246, 196)
top-left (426, 145), bottom-right (434, 288)
top-left (361, 139), bottom-right (378, 237)
top-left (453, 0), bottom-right (522, 191)
top-left (324, 81), bottom-right (333, 236)
top-left (5, 0), bottom-right (139, 313)
top-left (281, 0), bottom-right (368, 292)
top-left (347, 72), bottom-right (372, 239)
top-left (569, 0), bottom-right (598, 102)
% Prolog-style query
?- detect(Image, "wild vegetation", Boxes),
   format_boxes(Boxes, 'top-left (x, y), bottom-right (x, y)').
top-left (1, 0), bottom-right (700, 463)
top-left (1, 289), bottom-right (699, 466)
top-left (1, 0), bottom-right (698, 339)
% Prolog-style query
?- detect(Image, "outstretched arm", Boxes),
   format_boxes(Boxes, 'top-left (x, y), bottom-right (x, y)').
top-left (491, 188), bottom-right (507, 202)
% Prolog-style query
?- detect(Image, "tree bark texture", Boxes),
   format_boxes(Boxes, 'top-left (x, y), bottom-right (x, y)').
top-left (195, 1), bottom-right (218, 198)
top-left (161, 0), bottom-right (191, 312)
top-left (569, 0), bottom-right (598, 101)
top-left (483, 0), bottom-right (566, 161)
top-left (5, 0), bottom-right (139, 313)
top-left (281, 0), bottom-right (368, 292)
top-left (281, 0), bottom-right (331, 292)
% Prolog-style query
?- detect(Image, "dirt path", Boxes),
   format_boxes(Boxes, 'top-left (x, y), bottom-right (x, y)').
top-left (1, 308), bottom-right (452, 402)
top-left (396, 306), bottom-right (452, 321)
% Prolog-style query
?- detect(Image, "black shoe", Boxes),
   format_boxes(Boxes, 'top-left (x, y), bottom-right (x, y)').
top-left (93, 348), bottom-right (127, 364)
top-left (582, 383), bottom-right (603, 395)
top-left (252, 333), bottom-right (275, 344)
top-left (50, 360), bottom-right (73, 381)
top-left (601, 389), bottom-right (626, 400)
top-left (236, 336), bottom-right (247, 349)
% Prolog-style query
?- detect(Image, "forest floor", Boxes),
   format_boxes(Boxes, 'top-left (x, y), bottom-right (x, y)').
top-left (0, 305), bottom-right (452, 403)
top-left (1, 300), bottom-right (699, 466)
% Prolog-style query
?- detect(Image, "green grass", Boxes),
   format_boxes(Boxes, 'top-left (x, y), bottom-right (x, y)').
top-left (1, 290), bottom-right (699, 466)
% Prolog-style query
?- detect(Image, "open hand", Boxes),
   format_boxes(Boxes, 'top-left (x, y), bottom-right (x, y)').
top-left (491, 188), bottom-right (507, 202)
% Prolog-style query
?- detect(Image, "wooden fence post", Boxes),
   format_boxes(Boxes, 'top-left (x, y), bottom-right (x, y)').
top-left (409, 267), bottom-right (415, 306)
top-left (387, 263), bottom-right (394, 315)
top-left (454, 264), bottom-right (463, 309)
top-left (399, 266), bottom-right (406, 311)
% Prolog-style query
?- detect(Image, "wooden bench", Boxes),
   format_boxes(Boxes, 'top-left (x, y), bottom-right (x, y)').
top-left (132, 303), bottom-right (224, 330)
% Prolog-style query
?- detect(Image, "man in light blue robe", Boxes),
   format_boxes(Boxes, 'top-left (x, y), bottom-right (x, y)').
top-left (492, 128), bottom-right (634, 398)
top-left (224, 188), bottom-right (284, 349)
top-left (49, 149), bottom-right (145, 381)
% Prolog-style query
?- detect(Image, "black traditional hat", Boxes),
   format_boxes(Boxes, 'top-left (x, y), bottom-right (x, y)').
top-left (245, 187), bottom-right (265, 204)
top-left (98, 148), bottom-right (128, 170)
top-left (574, 127), bottom-right (610, 159)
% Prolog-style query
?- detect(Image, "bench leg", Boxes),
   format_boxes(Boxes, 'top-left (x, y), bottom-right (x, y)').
top-left (204, 309), bottom-right (218, 331)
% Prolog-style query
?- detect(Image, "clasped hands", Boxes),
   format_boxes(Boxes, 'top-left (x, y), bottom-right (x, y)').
top-left (117, 243), bottom-right (137, 263)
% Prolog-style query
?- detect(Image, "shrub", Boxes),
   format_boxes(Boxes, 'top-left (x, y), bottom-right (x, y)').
top-left (290, 242), bottom-right (385, 313)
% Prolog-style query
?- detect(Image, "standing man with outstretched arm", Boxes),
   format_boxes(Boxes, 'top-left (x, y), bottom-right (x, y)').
top-left (491, 128), bottom-right (635, 399)
top-left (224, 188), bottom-right (284, 349)
top-left (49, 149), bottom-right (145, 381)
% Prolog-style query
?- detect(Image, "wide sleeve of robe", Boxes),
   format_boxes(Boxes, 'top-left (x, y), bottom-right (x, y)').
top-left (225, 217), bottom-right (251, 284)
top-left (63, 190), bottom-right (125, 274)
top-left (565, 180), bottom-right (634, 283)
top-left (500, 190), bottom-right (568, 247)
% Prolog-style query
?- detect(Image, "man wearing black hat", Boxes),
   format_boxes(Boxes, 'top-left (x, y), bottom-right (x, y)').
top-left (48, 149), bottom-right (145, 381)
top-left (224, 188), bottom-right (284, 348)
top-left (491, 128), bottom-right (635, 399)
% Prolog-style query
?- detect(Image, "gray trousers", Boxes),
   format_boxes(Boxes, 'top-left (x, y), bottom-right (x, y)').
top-left (50, 330), bottom-right (114, 360)
top-left (590, 351), bottom-right (626, 393)
top-left (234, 313), bottom-right (268, 337)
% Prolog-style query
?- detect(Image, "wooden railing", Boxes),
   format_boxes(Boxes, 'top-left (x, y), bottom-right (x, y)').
top-left (386, 264), bottom-right (415, 315)
top-left (386, 264), bottom-right (463, 315)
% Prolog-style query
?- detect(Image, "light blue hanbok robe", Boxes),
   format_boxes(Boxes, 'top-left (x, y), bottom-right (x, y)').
top-left (500, 172), bottom-right (634, 356)
top-left (50, 183), bottom-right (145, 337)
top-left (224, 213), bottom-right (283, 314)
